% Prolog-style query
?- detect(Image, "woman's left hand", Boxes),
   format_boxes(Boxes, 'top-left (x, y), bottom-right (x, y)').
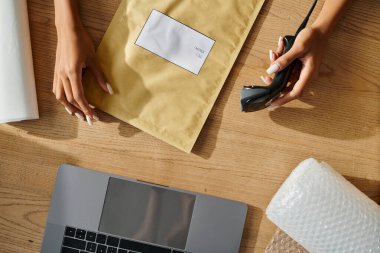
top-left (262, 27), bottom-right (327, 109)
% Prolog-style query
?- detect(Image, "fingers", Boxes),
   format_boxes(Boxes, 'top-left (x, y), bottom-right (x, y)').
top-left (53, 40), bottom-right (60, 94)
top-left (267, 44), bottom-right (304, 75)
top-left (61, 76), bottom-right (74, 107)
top-left (87, 58), bottom-right (114, 95)
top-left (275, 36), bottom-right (285, 56)
top-left (271, 62), bottom-right (314, 107)
top-left (68, 69), bottom-right (98, 126)
top-left (264, 36), bottom-right (285, 84)
top-left (54, 80), bottom-right (84, 120)
top-left (261, 75), bottom-right (273, 85)
top-left (263, 36), bottom-right (285, 85)
top-left (281, 62), bottom-right (301, 94)
top-left (53, 71), bottom-right (58, 94)
top-left (54, 64), bottom-right (98, 126)
top-left (264, 30), bottom-right (321, 109)
top-left (269, 50), bottom-right (276, 63)
top-left (288, 61), bottom-right (302, 84)
top-left (265, 36), bottom-right (309, 108)
top-left (53, 61), bottom-right (107, 126)
top-left (269, 36), bottom-right (285, 64)
top-left (61, 76), bottom-right (85, 117)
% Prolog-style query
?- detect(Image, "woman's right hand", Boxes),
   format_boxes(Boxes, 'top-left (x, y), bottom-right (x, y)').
top-left (53, 1), bottom-right (113, 126)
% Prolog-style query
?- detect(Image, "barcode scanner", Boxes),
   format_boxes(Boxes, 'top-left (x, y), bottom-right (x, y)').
top-left (240, 0), bottom-right (318, 112)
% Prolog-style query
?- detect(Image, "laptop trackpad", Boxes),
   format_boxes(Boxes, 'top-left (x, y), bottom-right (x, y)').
top-left (99, 177), bottom-right (196, 249)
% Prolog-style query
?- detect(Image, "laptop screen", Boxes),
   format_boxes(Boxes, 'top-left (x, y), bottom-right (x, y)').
top-left (99, 177), bottom-right (196, 250)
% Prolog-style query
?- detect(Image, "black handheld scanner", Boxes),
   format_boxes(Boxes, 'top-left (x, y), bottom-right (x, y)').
top-left (240, 0), bottom-right (318, 112)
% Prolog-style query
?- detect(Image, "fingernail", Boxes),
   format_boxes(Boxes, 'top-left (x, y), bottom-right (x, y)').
top-left (92, 115), bottom-right (99, 121)
top-left (106, 83), bottom-right (114, 95)
top-left (89, 104), bottom-right (96, 109)
top-left (86, 115), bottom-right (93, 126)
top-left (266, 63), bottom-right (280, 75)
top-left (269, 50), bottom-right (275, 62)
top-left (261, 75), bottom-right (273, 85)
top-left (75, 113), bottom-right (84, 121)
top-left (268, 105), bottom-right (280, 111)
top-left (65, 107), bottom-right (72, 115)
top-left (278, 36), bottom-right (283, 47)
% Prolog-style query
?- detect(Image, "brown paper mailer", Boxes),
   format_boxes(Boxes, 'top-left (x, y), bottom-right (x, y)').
top-left (83, 0), bottom-right (265, 152)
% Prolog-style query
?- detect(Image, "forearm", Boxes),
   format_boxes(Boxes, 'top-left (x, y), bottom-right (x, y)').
top-left (312, 0), bottom-right (352, 37)
top-left (54, 0), bottom-right (82, 30)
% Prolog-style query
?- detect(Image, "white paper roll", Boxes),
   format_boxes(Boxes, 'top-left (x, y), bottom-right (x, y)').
top-left (266, 158), bottom-right (380, 253)
top-left (0, 0), bottom-right (39, 123)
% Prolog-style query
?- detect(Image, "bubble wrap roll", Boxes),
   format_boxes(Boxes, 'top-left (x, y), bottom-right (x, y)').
top-left (266, 158), bottom-right (380, 253)
top-left (265, 229), bottom-right (308, 253)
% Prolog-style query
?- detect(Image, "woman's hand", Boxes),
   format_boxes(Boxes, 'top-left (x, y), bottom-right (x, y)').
top-left (53, 1), bottom-right (113, 126)
top-left (262, 26), bottom-right (328, 110)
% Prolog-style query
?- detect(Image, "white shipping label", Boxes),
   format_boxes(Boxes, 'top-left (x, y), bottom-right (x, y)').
top-left (136, 10), bottom-right (215, 75)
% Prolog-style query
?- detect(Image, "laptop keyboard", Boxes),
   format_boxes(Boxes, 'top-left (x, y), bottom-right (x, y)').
top-left (61, 226), bottom-right (187, 253)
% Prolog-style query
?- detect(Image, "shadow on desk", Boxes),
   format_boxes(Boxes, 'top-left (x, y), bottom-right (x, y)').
top-left (0, 130), bottom-right (73, 252)
top-left (193, 0), bottom-right (273, 159)
top-left (240, 205), bottom-right (264, 253)
top-left (345, 176), bottom-right (380, 205)
top-left (0, 129), bottom-right (78, 192)
top-left (192, 72), bottom-right (235, 159)
top-left (269, 0), bottom-right (380, 140)
top-left (9, 101), bottom-right (79, 140)
top-left (268, 76), bottom-right (378, 140)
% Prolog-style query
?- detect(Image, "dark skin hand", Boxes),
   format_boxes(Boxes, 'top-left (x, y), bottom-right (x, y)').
top-left (53, 0), bottom-right (113, 126)
top-left (262, 0), bottom-right (352, 110)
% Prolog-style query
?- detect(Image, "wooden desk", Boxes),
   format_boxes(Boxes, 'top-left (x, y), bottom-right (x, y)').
top-left (0, 0), bottom-right (379, 252)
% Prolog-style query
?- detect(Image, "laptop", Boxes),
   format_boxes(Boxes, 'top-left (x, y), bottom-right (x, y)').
top-left (41, 165), bottom-right (248, 253)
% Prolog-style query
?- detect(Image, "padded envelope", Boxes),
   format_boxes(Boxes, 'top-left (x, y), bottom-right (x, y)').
top-left (83, 0), bottom-right (265, 152)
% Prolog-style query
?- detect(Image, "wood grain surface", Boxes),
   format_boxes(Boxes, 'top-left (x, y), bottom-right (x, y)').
top-left (0, 0), bottom-right (379, 252)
